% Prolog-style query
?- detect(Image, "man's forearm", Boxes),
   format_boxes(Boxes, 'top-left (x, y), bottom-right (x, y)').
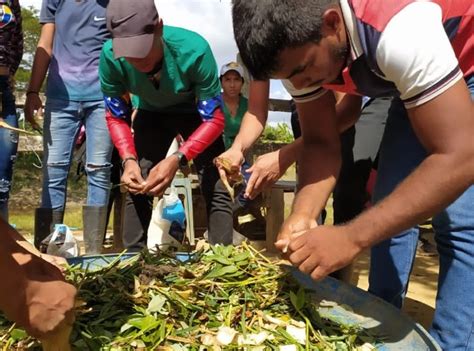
top-left (232, 110), bottom-right (266, 153)
top-left (278, 137), bottom-right (303, 171)
top-left (0, 218), bottom-right (41, 257)
top-left (348, 152), bottom-right (473, 249)
top-left (232, 80), bottom-right (270, 153)
top-left (27, 49), bottom-right (51, 92)
top-left (335, 94), bottom-right (362, 133)
top-left (0, 219), bottom-right (31, 298)
top-left (291, 142), bottom-right (341, 219)
top-left (0, 249), bottom-right (26, 318)
top-left (27, 24), bottom-right (54, 92)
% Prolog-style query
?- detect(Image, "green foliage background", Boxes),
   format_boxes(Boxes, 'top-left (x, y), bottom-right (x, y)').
top-left (14, 6), bottom-right (41, 92)
top-left (261, 123), bottom-right (294, 143)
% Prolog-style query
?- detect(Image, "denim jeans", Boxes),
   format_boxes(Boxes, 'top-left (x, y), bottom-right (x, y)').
top-left (41, 98), bottom-right (113, 210)
top-left (0, 76), bottom-right (18, 220)
top-left (369, 75), bottom-right (474, 350)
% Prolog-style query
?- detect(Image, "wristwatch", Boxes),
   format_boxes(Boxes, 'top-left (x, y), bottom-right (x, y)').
top-left (173, 151), bottom-right (188, 170)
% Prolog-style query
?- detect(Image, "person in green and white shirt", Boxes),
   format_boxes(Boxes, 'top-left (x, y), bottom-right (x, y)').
top-left (220, 62), bottom-right (248, 150)
top-left (209, 62), bottom-right (265, 244)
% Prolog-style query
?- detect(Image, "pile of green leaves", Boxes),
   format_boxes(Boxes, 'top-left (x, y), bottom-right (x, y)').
top-left (0, 243), bottom-right (378, 350)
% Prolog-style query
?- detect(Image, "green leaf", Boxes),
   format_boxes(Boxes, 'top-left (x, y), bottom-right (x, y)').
top-left (222, 245), bottom-right (234, 258)
top-left (297, 287), bottom-right (306, 310)
top-left (206, 265), bottom-right (239, 278)
top-left (290, 290), bottom-right (306, 311)
top-left (206, 254), bottom-right (233, 265)
top-left (119, 323), bottom-right (134, 334)
top-left (10, 328), bottom-right (27, 341)
top-left (232, 251), bottom-right (250, 262)
top-left (128, 315), bottom-right (159, 331)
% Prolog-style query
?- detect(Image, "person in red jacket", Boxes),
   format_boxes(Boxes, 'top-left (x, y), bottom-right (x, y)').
top-left (100, 0), bottom-right (230, 249)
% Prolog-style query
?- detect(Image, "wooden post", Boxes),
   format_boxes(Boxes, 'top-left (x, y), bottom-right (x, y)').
top-left (265, 187), bottom-right (285, 253)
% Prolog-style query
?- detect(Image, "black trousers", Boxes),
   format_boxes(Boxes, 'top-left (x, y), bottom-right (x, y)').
top-left (207, 179), bottom-right (241, 245)
top-left (122, 109), bottom-right (228, 250)
top-left (333, 97), bottom-right (391, 224)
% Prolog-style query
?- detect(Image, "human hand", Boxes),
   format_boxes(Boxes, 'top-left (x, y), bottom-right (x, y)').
top-left (245, 150), bottom-right (285, 199)
top-left (40, 253), bottom-right (68, 272)
top-left (277, 225), bottom-right (362, 280)
top-left (274, 213), bottom-right (318, 253)
top-left (24, 93), bottom-right (43, 131)
top-left (141, 155), bottom-right (179, 196)
top-left (4, 253), bottom-right (76, 339)
top-left (215, 147), bottom-right (244, 181)
top-left (121, 159), bottom-right (146, 194)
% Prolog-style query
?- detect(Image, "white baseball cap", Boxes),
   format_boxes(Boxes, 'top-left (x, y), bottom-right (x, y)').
top-left (220, 61), bottom-right (244, 78)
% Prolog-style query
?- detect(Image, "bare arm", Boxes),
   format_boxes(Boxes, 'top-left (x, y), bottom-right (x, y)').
top-left (216, 80), bottom-right (270, 180)
top-left (27, 23), bottom-right (55, 92)
top-left (24, 23), bottom-right (55, 128)
top-left (279, 92), bottom-right (360, 165)
top-left (280, 79), bottom-right (474, 280)
top-left (2, 220), bottom-right (42, 256)
top-left (350, 79), bottom-right (474, 248)
top-left (274, 92), bottom-right (341, 244)
top-left (245, 92), bottom-right (360, 198)
top-left (231, 80), bottom-right (270, 153)
top-left (335, 93), bottom-right (362, 133)
top-left (292, 92), bottom-right (341, 219)
top-left (0, 217), bottom-right (76, 338)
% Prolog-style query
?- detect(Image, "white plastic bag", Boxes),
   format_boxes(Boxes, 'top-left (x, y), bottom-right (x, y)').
top-left (147, 187), bottom-right (185, 249)
top-left (44, 224), bottom-right (79, 258)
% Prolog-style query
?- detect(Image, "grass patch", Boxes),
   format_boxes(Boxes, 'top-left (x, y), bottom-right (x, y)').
top-left (10, 204), bottom-right (86, 238)
top-left (9, 152), bottom-right (94, 237)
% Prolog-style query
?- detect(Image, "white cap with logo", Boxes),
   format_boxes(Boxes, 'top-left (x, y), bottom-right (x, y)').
top-left (220, 62), bottom-right (245, 78)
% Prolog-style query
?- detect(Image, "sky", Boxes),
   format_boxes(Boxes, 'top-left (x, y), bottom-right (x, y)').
top-left (22, 0), bottom-right (291, 125)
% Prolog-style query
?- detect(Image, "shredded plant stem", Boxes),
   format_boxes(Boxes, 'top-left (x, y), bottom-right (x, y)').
top-left (0, 244), bottom-right (379, 350)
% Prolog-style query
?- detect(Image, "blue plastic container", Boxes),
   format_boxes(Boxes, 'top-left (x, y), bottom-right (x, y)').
top-left (67, 254), bottom-right (440, 350)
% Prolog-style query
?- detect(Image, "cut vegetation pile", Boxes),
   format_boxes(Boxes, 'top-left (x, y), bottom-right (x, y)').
top-left (0, 243), bottom-right (379, 350)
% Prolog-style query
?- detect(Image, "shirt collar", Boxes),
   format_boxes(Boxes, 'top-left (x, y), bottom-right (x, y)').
top-left (339, 0), bottom-right (364, 61)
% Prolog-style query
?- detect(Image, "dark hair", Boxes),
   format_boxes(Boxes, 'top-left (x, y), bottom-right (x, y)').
top-left (232, 0), bottom-right (337, 80)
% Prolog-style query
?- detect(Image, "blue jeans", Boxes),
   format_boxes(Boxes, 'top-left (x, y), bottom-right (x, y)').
top-left (41, 98), bottom-right (113, 210)
top-left (0, 76), bottom-right (18, 221)
top-left (369, 76), bottom-right (474, 350)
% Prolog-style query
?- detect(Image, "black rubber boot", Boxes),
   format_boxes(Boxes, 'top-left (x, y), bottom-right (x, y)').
top-left (34, 208), bottom-right (64, 249)
top-left (82, 205), bottom-right (108, 255)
